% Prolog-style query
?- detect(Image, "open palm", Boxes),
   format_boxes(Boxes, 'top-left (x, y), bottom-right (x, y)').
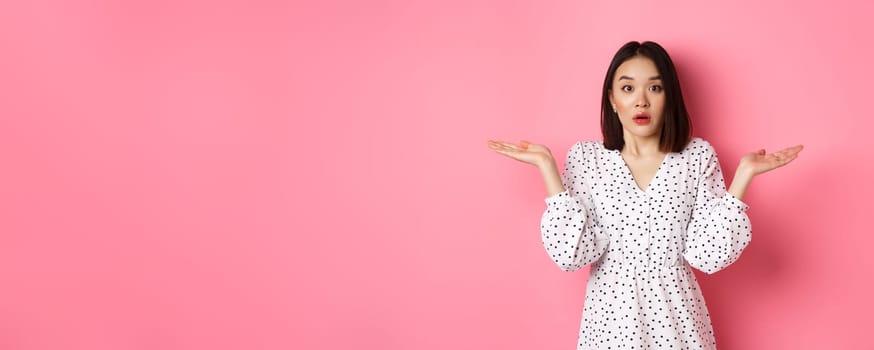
top-left (740, 144), bottom-right (804, 176)
top-left (487, 139), bottom-right (552, 167)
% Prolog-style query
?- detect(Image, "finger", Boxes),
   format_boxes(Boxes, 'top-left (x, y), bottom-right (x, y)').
top-left (785, 145), bottom-right (804, 156)
top-left (776, 153), bottom-right (799, 167)
top-left (500, 142), bottom-right (524, 151)
top-left (777, 144), bottom-right (804, 156)
top-left (489, 140), bottom-right (512, 146)
top-left (487, 140), bottom-right (506, 148)
top-left (488, 141), bottom-right (507, 151)
top-left (771, 146), bottom-right (795, 156)
top-left (784, 152), bottom-right (800, 163)
top-left (490, 140), bottom-right (513, 148)
top-left (768, 156), bottom-right (795, 170)
top-left (488, 141), bottom-right (510, 151)
top-left (494, 145), bottom-right (521, 154)
top-left (774, 147), bottom-right (802, 158)
top-left (520, 140), bottom-right (531, 149)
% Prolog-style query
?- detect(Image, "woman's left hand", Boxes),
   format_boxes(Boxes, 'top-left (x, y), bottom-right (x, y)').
top-left (739, 144), bottom-right (804, 176)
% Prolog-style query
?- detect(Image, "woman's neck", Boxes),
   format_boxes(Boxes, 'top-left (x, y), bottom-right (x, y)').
top-left (621, 133), bottom-right (662, 157)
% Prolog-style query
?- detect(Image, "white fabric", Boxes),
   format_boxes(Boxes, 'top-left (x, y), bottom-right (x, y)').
top-left (541, 137), bottom-right (751, 349)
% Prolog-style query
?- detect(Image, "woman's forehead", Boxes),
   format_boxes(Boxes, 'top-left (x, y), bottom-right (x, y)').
top-left (615, 56), bottom-right (660, 79)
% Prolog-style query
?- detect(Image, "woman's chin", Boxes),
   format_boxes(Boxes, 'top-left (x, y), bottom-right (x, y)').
top-left (622, 125), bottom-right (662, 139)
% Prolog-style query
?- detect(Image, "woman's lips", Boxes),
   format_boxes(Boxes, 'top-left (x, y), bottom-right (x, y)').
top-left (633, 114), bottom-right (650, 125)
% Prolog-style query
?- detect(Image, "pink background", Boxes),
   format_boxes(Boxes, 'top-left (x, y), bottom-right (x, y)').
top-left (1, 0), bottom-right (871, 349)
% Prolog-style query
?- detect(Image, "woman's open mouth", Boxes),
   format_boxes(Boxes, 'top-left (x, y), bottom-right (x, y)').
top-left (633, 113), bottom-right (651, 125)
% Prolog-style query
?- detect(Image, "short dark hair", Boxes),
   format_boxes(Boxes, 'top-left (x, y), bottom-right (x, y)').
top-left (600, 41), bottom-right (692, 153)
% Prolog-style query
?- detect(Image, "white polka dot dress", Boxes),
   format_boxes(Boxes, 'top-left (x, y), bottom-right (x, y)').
top-left (541, 137), bottom-right (751, 350)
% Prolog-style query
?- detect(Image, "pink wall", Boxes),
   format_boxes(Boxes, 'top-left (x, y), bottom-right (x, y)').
top-left (0, 0), bottom-right (871, 349)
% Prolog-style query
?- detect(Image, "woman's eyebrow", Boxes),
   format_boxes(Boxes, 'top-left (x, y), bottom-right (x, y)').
top-left (618, 75), bottom-right (662, 81)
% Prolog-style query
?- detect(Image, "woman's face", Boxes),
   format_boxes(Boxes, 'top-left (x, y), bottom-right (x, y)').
top-left (609, 56), bottom-right (666, 141)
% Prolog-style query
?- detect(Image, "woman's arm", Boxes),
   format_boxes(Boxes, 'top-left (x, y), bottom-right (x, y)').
top-left (682, 142), bottom-right (752, 274)
top-left (728, 167), bottom-right (754, 201)
top-left (727, 145), bottom-right (804, 201)
top-left (539, 142), bottom-right (608, 272)
top-left (486, 139), bottom-right (566, 197)
top-left (537, 155), bottom-right (566, 198)
top-left (487, 139), bottom-right (609, 272)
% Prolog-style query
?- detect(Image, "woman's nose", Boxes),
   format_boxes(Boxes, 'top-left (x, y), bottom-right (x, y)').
top-left (635, 94), bottom-right (650, 108)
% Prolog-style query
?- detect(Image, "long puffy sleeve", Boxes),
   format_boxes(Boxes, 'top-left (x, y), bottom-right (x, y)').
top-left (682, 141), bottom-right (752, 274)
top-left (540, 142), bottom-right (609, 272)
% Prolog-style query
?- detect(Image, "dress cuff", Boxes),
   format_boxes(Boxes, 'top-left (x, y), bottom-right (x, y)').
top-left (544, 190), bottom-right (570, 206)
top-left (723, 192), bottom-right (750, 212)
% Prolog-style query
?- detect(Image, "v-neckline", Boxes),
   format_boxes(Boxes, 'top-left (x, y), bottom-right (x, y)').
top-left (615, 149), bottom-right (670, 194)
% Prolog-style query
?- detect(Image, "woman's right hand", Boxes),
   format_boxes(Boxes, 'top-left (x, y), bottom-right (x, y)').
top-left (487, 139), bottom-right (554, 168)
top-left (488, 139), bottom-right (566, 197)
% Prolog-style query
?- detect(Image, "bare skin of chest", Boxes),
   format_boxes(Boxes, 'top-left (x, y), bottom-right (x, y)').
top-left (621, 153), bottom-right (666, 191)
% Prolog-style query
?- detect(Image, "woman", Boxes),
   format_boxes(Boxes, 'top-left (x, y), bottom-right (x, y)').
top-left (486, 41), bottom-right (802, 349)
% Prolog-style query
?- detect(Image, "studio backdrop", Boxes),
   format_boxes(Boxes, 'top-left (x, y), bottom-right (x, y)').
top-left (0, 1), bottom-right (871, 349)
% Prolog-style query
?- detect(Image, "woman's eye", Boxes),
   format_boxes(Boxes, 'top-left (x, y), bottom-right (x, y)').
top-left (650, 85), bottom-right (663, 92)
top-left (622, 85), bottom-right (633, 92)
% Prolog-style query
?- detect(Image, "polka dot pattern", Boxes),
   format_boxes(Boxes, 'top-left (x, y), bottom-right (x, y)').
top-left (540, 137), bottom-right (751, 349)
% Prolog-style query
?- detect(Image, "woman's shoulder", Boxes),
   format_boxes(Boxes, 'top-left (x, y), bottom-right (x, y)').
top-left (577, 139), bottom-right (601, 147)
top-left (569, 139), bottom-right (610, 156)
top-left (560, 140), bottom-right (609, 166)
top-left (682, 136), bottom-right (717, 156)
